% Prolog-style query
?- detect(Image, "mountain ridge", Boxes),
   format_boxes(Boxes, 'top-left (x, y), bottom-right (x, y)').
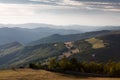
top-left (0, 30), bottom-right (119, 68)
top-left (0, 23), bottom-right (119, 45)
top-left (0, 27), bottom-right (80, 45)
top-left (29, 30), bottom-right (112, 46)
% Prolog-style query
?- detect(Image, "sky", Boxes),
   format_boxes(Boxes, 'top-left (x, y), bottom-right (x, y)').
top-left (0, 0), bottom-right (120, 26)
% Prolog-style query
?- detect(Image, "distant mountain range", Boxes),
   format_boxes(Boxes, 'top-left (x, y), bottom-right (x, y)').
top-left (1, 23), bottom-right (120, 31)
top-left (0, 23), bottom-right (120, 69)
top-left (0, 27), bottom-right (80, 45)
top-left (0, 23), bottom-right (119, 45)
top-left (0, 30), bottom-right (119, 69)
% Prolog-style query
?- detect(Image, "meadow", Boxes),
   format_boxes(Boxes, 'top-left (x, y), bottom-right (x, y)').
top-left (0, 69), bottom-right (119, 80)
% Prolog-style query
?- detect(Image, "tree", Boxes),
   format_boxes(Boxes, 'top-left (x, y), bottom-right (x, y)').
top-left (69, 58), bottom-right (79, 71)
top-left (48, 58), bottom-right (59, 70)
top-left (29, 62), bottom-right (42, 69)
top-left (59, 57), bottom-right (70, 70)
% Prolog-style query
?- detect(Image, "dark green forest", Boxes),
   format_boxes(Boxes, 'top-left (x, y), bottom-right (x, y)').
top-left (29, 57), bottom-right (120, 77)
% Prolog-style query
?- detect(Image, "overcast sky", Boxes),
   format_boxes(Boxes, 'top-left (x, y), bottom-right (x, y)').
top-left (0, 0), bottom-right (120, 26)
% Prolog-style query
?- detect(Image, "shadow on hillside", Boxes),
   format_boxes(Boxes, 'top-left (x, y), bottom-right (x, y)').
top-left (44, 69), bottom-right (120, 78)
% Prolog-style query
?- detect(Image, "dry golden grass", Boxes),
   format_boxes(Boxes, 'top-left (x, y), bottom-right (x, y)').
top-left (0, 69), bottom-right (119, 80)
top-left (86, 38), bottom-right (105, 49)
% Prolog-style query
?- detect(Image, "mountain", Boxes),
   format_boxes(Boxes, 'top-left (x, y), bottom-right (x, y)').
top-left (96, 26), bottom-right (120, 31)
top-left (0, 41), bottom-right (23, 49)
top-left (69, 32), bottom-right (120, 62)
top-left (0, 42), bottom-right (24, 68)
top-left (0, 27), bottom-right (80, 45)
top-left (1, 23), bottom-right (120, 31)
top-left (29, 30), bottom-right (112, 46)
top-left (0, 42), bottom-right (67, 68)
top-left (0, 30), bottom-right (120, 68)
top-left (0, 23), bottom-right (119, 45)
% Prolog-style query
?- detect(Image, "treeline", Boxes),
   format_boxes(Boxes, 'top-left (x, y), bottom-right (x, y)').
top-left (29, 57), bottom-right (120, 76)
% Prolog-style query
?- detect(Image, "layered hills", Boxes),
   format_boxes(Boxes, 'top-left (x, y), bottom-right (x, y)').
top-left (0, 24), bottom-right (119, 45)
top-left (0, 30), bottom-right (119, 68)
top-left (0, 27), bottom-right (80, 45)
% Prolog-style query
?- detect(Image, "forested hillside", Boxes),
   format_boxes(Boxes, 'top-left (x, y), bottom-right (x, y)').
top-left (0, 30), bottom-right (119, 69)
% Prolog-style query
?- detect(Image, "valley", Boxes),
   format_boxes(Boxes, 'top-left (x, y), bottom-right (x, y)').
top-left (0, 29), bottom-right (119, 78)
top-left (0, 0), bottom-right (120, 79)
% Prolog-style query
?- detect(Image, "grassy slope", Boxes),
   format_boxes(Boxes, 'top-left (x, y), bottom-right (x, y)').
top-left (5, 43), bottom-right (67, 68)
top-left (0, 69), bottom-right (119, 80)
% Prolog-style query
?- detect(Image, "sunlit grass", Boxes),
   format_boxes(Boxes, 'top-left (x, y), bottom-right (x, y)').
top-left (0, 69), bottom-right (119, 80)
